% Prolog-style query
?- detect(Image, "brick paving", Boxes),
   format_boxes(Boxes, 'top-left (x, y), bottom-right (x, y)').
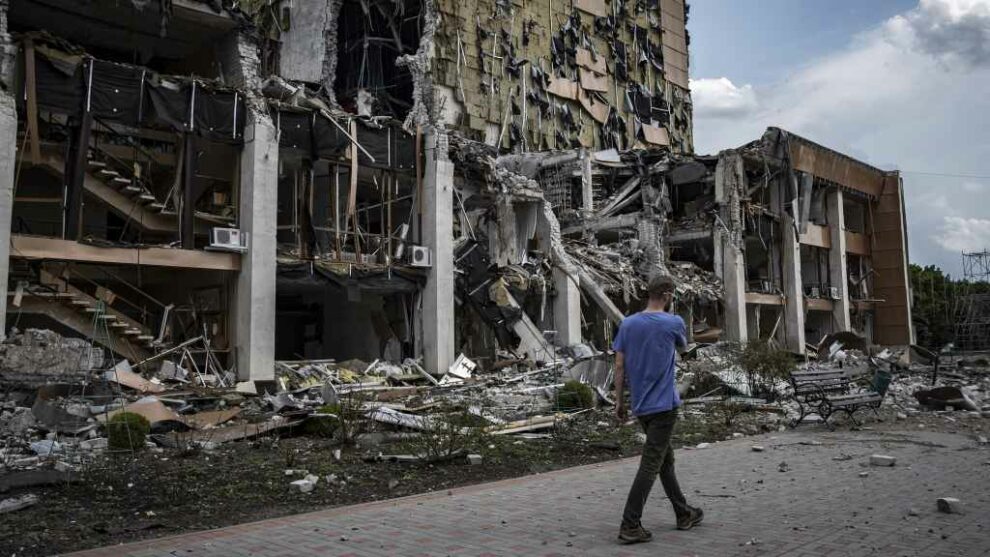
top-left (64, 428), bottom-right (990, 557)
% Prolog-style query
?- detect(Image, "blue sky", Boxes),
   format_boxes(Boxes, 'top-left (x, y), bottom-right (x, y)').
top-left (687, 0), bottom-right (990, 277)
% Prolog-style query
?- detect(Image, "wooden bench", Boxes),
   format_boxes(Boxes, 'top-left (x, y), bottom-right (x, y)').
top-left (788, 365), bottom-right (892, 428)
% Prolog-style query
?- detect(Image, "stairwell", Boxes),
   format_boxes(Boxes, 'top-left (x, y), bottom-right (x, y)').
top-left (10, 267), bottom-right (158, 362)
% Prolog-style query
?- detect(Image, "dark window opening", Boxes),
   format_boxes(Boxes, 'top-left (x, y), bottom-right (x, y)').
top-left (335, 0), bottom-right (423, 118)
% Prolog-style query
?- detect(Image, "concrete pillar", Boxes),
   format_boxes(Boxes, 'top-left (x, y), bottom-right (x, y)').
top-left (420, 130), bottom-right (455, 374)
top-left (827, 188), bottom-right (851, 331)
top-left (553, 267), bottom-right (582, 346)
top-left (781, 177), bottom-right (806, 353)
top-left (718, 227), bottom-right (748, 343)
top-left (581, 151), bottom-right (593, 213)
top-left (0, 92), bottom-right (15, 338)
top-left (714, 152), bottom-right (747, 343)
top-left (234, 114), bottom-right (278, 381)
top-left (747, 304), bottom-right (761, 337)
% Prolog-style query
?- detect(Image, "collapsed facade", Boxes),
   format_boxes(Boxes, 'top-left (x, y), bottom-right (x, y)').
top-left (0, 0), bottom-right (912, 388)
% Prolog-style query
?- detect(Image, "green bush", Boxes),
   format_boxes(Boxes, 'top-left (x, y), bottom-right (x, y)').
top-left (303, 404), bottom-right (341, 437)
top-left (555, 380), bottom-right (595, 411)
top-left (737, 341), bottom-right (795, 401)
top-left (107, 411), bottom-right (151, 451)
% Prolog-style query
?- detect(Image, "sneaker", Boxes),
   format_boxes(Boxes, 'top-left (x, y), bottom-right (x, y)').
top-left (617, 524), bottom-right (654, 544)
top-left (676, 506), bottom-right (704, 530)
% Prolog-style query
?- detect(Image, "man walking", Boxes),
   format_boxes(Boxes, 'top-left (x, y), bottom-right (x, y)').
top-left (613, 274), bottom-right (703, 544)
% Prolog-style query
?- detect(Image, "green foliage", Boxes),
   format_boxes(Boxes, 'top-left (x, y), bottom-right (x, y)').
top-left (909, 263), bottom-right (990, 349)
top-left (106, 412), bottom-right (150, 452)
top-left (737, 341), bottom-right (794, 401)
top-left (555, 380), bottom-right (595, 411)
top-left (322, 394), bottom-right (368, 446)
top-left (400, 404), bottom-right (490, 462)
top-left (738, 342), bottom-right (794, 381)
top-left (302, 405), bottom-right (339, 438)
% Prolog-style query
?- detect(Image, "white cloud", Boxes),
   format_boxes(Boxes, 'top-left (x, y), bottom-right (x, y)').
top-left (691, 0), bottom-right (990, 274)
top-left (935, 217), bottom-right (990, 252)
top-left (688, 77), bottom-right (758, 118)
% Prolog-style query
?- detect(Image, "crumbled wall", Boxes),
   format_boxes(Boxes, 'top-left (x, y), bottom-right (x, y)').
top-left (432, 0), bottom-right (693, 153)
top-left (0, 329), bottom-right (99, 389)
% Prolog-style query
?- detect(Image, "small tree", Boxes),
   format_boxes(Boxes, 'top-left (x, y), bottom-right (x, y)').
top-left (738, 341), bottom-right (794, 401)
top-left (401, 404), bottom-right (488, 462)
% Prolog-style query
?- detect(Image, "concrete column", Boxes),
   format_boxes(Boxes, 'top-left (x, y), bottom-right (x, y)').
top-left (714, 152), bottom-right (747, 343)
top-left (0, 92), bottom-right (15, 339)
top-left (420, 129), bottom-right (455, 374)
top-left (234, 114), bottom-right (278, 381)
top-left (553, 267), bottom-right (582, 346)
top-left (780, 177), bottom-right (806, 353)
top-left (581, 151), bottom-right (593, 213)
top-left (827, 188), bottom-right (851, 331)
top-left (747, 304), bottom-right (761, 337)
top-left (718, 227), bottom-right (748, 343)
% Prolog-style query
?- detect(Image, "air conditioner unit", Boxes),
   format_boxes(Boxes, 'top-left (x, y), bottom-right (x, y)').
top-left (827, 286), bottom-right (841, 300)
top-left (806, 286), bottom-right (820, 298)
top-left (409, 245), bottom-right (432, 268)
top-left (208, 227), bottom-right (248, 253)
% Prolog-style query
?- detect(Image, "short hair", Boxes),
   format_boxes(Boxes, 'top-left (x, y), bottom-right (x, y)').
top-left (647, 274), bottom-right (676, 300)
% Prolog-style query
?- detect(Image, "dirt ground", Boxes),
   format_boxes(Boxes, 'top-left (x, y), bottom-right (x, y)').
top-left (2, 404), bottom-right (986, 557)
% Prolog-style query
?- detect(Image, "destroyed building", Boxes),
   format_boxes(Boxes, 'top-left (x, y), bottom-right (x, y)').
top-left (0, 0), bottom-right (912, 390)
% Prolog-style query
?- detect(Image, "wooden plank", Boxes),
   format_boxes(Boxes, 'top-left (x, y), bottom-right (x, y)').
top-left (11, 235), bottom-right (240, 271)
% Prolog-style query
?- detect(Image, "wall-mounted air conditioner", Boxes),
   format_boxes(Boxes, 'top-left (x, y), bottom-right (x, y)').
top-left (208, 227), bottom-right (248, 253)
top-left (409, 245), bottom-right (432, 268)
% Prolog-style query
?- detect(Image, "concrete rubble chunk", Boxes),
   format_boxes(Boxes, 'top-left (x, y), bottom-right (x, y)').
top-left (0, 494), bottom-right (39, 514)
top-left (751, 445), bottom-right (765, 452)
top-left (869, 454), bottom-right (896, 467)
top-left (290, 479), bottom-right (315, 493)
top-left (936, 497), bottom-right (961, 514)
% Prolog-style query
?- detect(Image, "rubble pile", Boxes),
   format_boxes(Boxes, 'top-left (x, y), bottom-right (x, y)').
top-left (0, 328), bottom-right (616, 485)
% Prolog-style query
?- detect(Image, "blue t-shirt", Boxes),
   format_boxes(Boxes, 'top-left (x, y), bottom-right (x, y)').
top-left (612, 311), bottom-right (686, 416)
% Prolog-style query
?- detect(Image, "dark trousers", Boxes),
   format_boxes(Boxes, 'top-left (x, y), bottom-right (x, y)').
top-left (621, 408), bottom-right (690, 527)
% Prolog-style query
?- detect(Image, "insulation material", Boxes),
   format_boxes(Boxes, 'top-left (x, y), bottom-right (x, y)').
top-left (434, 0), bottom-right (690, 151)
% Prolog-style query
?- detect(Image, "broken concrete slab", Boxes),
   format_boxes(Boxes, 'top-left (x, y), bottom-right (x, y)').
top-left (869, 454), bottom-right (896, 467)
top-left (103, 361), bottom-right (165, 394)
top-left (0, 493), bottom-right (38, 514)
top-left (936, 497), bottom-right (962, 514)
top-left (913, 386), bottom-right (980, 412)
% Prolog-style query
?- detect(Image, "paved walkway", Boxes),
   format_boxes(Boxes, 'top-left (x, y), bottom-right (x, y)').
top-left (66, 428), bottom-right (990, 557)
